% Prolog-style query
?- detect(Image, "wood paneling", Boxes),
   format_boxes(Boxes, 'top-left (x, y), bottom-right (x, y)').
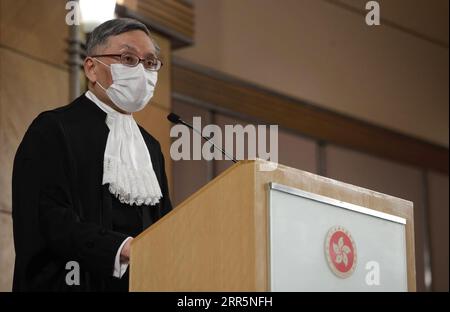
top-left (117, 0), bottom-right (194, 48)
top-left (139, 0), bottom-right (194, 36)
top-left (0, 0), bottom-right (69, 293)
top-left (0, 212), bottom-right (14, 291)
top-left (0, 0), bottom-right (69, 68)
top-left (427, 172), bottom-right (449, 291)
top-left (172, 60), bottom-right (449, 175)
top-left (0, 48), bottom-right (69, 213)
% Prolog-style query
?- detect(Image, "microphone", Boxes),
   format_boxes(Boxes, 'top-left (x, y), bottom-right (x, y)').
top-left (167, 113), bottom-right (237, 163)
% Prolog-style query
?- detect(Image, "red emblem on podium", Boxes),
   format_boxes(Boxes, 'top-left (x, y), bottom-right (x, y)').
top-left (325, 226), bottom-right (357, 278)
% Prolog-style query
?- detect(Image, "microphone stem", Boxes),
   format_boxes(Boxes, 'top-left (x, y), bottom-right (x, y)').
top-left (181, 121), bottom-right (237, 163)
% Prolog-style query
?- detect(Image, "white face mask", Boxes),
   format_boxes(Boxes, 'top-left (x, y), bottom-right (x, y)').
top-left (95, 59), bottom-right (158, 113)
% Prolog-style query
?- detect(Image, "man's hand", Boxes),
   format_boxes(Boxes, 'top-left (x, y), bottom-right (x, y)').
top-left (120, 238), bottom-right (133, 263)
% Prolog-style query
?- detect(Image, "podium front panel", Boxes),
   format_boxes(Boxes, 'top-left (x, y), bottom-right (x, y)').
top-left (268, 183), bottom-right (408, 292)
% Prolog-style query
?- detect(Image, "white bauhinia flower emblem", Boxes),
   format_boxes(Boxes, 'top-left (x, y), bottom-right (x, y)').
top-left (325, 226), bottom-right (357, 279)
top-left (333, 236), bottom-right (352, 267)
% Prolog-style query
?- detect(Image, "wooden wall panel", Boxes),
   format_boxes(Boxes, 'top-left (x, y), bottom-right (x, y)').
top-left (0, 0), bottom-right (69, 293)
top-left (427, 172), bottom-right (449, 291)
top-left (0, 0), bottom-right (69, 68)
top-left (0, 48), bottom-right (69, 214)
top-left (138, 0), bottom-right (194, 37)
top-left (0, 212), bottom-right (14, 291)
top-left (172, 61), bottom-right (449, 175)
top-left (117, 0), bottom-right (194, 48)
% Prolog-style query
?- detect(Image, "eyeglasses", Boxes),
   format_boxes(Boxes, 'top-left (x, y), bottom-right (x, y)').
top-left (90, 52), bottom-right (163, 71)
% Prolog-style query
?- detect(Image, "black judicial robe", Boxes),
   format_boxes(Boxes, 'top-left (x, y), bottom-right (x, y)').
top-left (11, 94), bottom-right (172, 291)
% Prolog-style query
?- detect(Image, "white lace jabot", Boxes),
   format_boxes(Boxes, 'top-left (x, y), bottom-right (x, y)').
top-left (85, 91), bottom-right (162, 206)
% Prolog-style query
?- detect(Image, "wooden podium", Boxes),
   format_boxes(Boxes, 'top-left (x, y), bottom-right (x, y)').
top-left (130, 160), bottom-right (416, 291)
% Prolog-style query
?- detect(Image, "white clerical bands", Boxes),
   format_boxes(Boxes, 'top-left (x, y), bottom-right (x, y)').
top-left (86, 91), bottom-right (162, 206)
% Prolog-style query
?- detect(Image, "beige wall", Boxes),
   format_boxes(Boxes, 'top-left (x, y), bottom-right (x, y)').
top-left (337, 0), bottom-right (449, 45)
top-left (174, 0), bottom-right (449, 147)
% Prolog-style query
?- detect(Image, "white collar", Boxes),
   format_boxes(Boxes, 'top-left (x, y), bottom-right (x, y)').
top-left (85, 91), bottom-right (162, 206)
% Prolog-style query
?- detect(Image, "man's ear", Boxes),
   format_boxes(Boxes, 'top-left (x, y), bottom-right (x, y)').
top-left (84, 57), bottom-right (97, 84)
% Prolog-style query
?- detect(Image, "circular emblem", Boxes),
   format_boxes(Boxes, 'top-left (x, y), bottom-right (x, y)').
top-left (325, 226), bottom-right (357, 278)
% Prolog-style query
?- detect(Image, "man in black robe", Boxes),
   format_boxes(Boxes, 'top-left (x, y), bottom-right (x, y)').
top-left (12, 18), bottom-right (172, 291)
